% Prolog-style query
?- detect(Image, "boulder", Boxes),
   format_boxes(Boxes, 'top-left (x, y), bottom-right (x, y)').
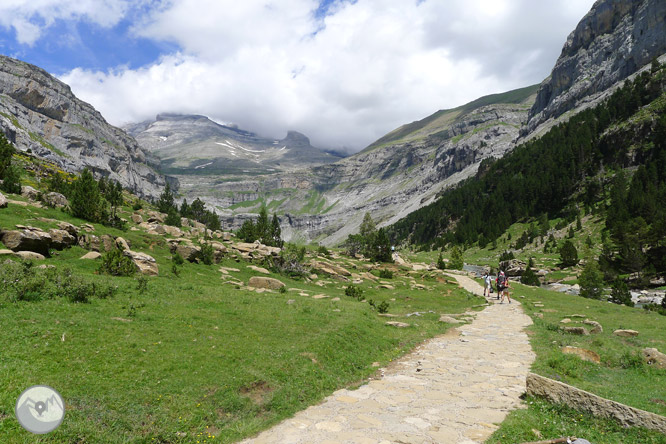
top-left (15, 251), bottom-right (46, 260)
top-left (584, 319), bottom-right (603, 334)
top-left (180, 217), bottom-right (191, 227)
top-left (0, 249), bottom-right (15, 257)
top-left (561, 346), bottom-right (600, 363)
top-left (248, 276), bottom-right (285, 290)
top-left (172, 243), bottom-right (201, 262)
top-left (0, 191), bottom-right (7, 208)
top-left (1, 228), bottom-right (51, 256)
top-left (163, 225), bottom-right (183, 237)
top-left (100, 235), bottom-right (115, 252)
top-left (614, 329), bottom-right (639, 337)
top-left (151, 224), bottom-right (167, 235)
top-left (57, 221), bottom-right (79, 237)
top-left (562, 326), bottom-right (589, 335)
top-left (20, 185), bottom-right (40, 200)
top-left (43, 192), bottom-right (68, 208)
top-left (439, 315), bottom-right (463, 324)
top-left (248, 265), bottom-right (270, 275)
top-left (131, 213), bottom-right (143, 224)
top-left (222, 232), bottom-right (232, 241)
top-left (48, 229), bottom-right (76, 250)
top-left (146, 211), bottom-right (166, 223)
top-left (80, 251), bottom-right (102, 260)
top-left (642, 348), bottom-right (666, 369)
top-left (115, 237), bottom-right (131, 251)
top-left (499, 259), bottom-right (527, 277)
top-left (122, 250), bottom-right (159, 276)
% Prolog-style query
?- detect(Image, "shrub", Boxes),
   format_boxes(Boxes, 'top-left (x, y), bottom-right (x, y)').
top-left (132, 200), bottom-right (143, 211)
top-left (317, 245), bottom-right (330, 257)
top-left (165, 208), bottom-right (181, 227)
top-left (521, 266), bottom-right (540, 287)
top-left (98, 247), bottom-right (136, 276)
top-left (378, 269), bottom-right (393, 279)
top-left (345, 284), bottom-right (363, 301)
top-left (267, 243), bottom-right (308, 277)
top-left (136, 276), bottom-right (148, 294)
top-left (609, 278), bottom-right (633, 307)
top-left (437, 252), bottom-right (446, 270)
top-left (377, 301), bottom-right (390, 314)
top-left (0, 164), bottom-right (21, 194)
top-left (0, 261), bottom-right (115, 303)
top-left (172, 253), bottom-right (185, 265)
top-left (198, 241), bottom-right (214, 265)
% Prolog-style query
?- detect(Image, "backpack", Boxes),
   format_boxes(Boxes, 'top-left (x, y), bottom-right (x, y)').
top-left (498, 273), bottom-right (506, 287)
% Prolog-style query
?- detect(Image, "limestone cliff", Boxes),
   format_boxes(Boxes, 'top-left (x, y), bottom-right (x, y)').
top-left (527, 0), bottom-right (666, 132)
top-left (0, 56), bottom-right (172, 199)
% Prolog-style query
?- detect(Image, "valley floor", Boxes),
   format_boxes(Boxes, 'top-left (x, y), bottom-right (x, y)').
top-left (240, 274), bottom-right (535, 444)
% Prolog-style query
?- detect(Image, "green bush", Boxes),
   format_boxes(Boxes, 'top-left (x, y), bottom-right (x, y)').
top-left (378, 269), bottom-right (393, 279)
top-left (449, 246), bottom-right (464, 270)
top-left (172, 253), bottom-right (185, 265)
top-left (98, 247), bottom-right (136, 276)
top-left (377, 301), bottom-right (390, 314)
top-left (198, 241), bottom-right (214, 265)
top-left (437, 252), bottom-right (446, 270)
top-left (0, 261), bottom-right (115, 303)
top-left (609, 278), bottom-right (633, 307)
top-left (317, 245), bottom-right (330, 257)
top-left (267, 243), bottom-right (307, 277)
top-left (559, 240), bottom-right (579, 267)
top-left (345, 284), bottom-right (363, 301)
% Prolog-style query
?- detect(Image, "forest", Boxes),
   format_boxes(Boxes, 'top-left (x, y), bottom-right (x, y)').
top-left (390, 60), bottom-right (666, 282)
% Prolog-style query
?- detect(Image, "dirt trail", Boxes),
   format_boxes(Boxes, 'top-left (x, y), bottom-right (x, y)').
top-left (240, 273), bottom-right (535, 444)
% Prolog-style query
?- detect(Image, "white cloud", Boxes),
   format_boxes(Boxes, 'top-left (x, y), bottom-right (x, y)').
top-left (61, 0), bottom-right (597, 151)
top-left (0, 0), bottom-right (130, 45)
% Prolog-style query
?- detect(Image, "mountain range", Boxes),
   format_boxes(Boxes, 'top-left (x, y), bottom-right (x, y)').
top-left (0, 0), bottom-right (664, 245)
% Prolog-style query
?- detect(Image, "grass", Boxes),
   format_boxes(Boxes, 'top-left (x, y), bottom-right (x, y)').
top-left (0, 193), bottom-right (481, 443)
top-left (487, 396), bottom-right (666, 443)
top-left (486, 280), bottom-right (666, 443)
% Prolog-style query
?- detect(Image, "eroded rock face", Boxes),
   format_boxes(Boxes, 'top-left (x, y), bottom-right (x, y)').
top-left (0, 55), bottom-right (176, 200)
top-left (527, 0), bottom-right (666, 132)
top-left (0, 228), bottom-right (52, 256)
top-left (122, 250), bottom-right (159, 276)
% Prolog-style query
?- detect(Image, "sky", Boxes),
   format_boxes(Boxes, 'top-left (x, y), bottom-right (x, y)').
top-left (0, 0), bottom-right (597, 152)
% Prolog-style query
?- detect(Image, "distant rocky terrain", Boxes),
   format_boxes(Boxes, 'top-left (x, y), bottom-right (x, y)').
top-left (0, 56), bottom-right (171, 199)
top-left (124, 114), bottom-right (342, 176)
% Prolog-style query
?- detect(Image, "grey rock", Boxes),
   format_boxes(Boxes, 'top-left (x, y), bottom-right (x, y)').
top-left (122, 250), bottom-right (158, 276)
top-left (80, 251), bottom-right (102, 260)
top-left (528, 0), bottom-right (666, 132)
top-left (48, 228), bottom-right (76, 250)
top-left (642, 348), bottom-right (666, 369)
top-left (0, 228), bottom-right (51, 256)
top-left (43, 192), bottom-right (68, 208)
top-left (20, 185), bottom-right (40, 200)
top-left (15, 251), bottom-right (45, 260)
top-left (248, 276), bottom-right (285, 290)
top-left (0, 55), bottom-right (176, 200)
top-left (527, 372), bottom-right (666, 434)
top-left (0, 191), bottom-right (7, 208)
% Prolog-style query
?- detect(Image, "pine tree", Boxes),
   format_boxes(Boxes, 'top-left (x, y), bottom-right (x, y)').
top-left (559, 240), bottom-right (579, 268)
top-left (579, 259), bottom-right (604, 300)
top-left (270, 213), bottom-right (283, 247)
top-left (437, 252), bottom-right (446, 270)
top-left (449, 246), bottom-right (464, 270)
top-left (157, 182), bottom-right (176, 214)
top-left (70, 169), bottom-right (102, 222)
top-left (609, 278), bottom-right (633, 307)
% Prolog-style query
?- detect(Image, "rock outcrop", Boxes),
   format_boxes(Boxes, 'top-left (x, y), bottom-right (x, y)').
top-left (527, 0), bottom-right (666, 133)
top-left (0, 55), bottom-right (175, 200)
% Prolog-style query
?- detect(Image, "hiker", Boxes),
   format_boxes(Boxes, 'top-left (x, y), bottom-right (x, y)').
top-left (483, 273), bottom-right (492, 297)
top-left (496, 270), bottom-right (507, 300)
top-left (500, 278), bottom-right (511, 304)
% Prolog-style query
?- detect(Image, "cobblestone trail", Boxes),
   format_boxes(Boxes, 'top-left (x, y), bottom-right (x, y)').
top-left (240, 273), bottom-right (535, 444)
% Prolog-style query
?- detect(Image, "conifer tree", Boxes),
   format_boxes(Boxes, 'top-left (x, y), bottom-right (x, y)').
top-left (70, 169), bottom-right (102, 222)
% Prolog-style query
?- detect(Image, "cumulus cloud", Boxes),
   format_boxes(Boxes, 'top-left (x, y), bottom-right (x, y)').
top-left (0, 0), bottom-right (131, 45)
top-left (60, 0), bottom-right (596, 151)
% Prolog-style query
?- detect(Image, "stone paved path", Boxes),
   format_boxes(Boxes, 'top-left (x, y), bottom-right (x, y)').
top-left (240, 273), bottom-right (535, 444)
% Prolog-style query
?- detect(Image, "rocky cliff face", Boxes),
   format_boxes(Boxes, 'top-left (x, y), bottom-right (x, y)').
top-left (527, 0), bottom-right (666, 132)
top-left (0, 56), bottom-right (171, 199)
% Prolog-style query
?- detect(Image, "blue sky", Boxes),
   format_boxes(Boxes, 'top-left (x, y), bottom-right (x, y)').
top-left (0, 0), bottom-right (597, 151)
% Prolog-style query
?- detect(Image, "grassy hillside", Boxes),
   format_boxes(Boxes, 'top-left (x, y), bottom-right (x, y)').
top-left (0, 163), bottom-right (483, 443)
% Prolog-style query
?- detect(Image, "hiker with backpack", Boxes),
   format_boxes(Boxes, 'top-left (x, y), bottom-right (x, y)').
top-left (496, 270), bottom-right (507, 301)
